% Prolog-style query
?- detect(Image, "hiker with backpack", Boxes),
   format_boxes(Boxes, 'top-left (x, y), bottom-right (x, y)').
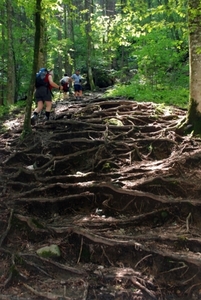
top-left (60, 73), bottom-right (72, 99)
top-left (31, 68), bottom-right (63, 125)
top-left (71, 69), bottom-right (83, 100)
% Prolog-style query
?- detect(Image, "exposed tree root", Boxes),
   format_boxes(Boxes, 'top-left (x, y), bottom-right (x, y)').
top-left (0, 95), bottom-right (201, 299)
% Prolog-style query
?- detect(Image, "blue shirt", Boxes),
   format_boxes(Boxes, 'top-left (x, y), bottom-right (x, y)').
top-left (71, 74), bottom-right (81, 85)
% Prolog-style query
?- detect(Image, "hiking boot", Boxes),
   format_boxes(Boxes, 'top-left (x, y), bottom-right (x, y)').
top-left (31, 114), bottom-right (38, 125)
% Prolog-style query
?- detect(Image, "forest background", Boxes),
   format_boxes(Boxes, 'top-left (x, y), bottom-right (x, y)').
top-left (0, 0), bottom-right (189, 113)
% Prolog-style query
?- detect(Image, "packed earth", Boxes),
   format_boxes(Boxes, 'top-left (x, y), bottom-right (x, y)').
top-left (1, 93), bottom-right (201, 300)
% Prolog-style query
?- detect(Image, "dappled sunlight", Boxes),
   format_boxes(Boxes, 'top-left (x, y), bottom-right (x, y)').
top-left (3, 118), bottom-right (22, 130)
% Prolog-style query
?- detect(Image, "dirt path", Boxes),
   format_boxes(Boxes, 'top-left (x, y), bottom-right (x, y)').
top-left (0, 94), bottom-right (201, 300)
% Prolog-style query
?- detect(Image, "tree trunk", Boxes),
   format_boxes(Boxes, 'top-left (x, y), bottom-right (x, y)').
top-left (22, 0), bottom-right (42, 137)
top-left (6, 0), bottom-right (16, 104)
top-left (85, 0), bottom-right (96, 91)
top-left (38, 18), bottom-right (46, 68)
top-left (0, 8), bottom-right (6, 105)
top-left (106, 0), bottom-right (116, 16)
top-left (64, 4), bottom-right (73, 76)
top-left (187, 0), bottom-right (201, 133)
top-left (57, 15), bottom-right (63, 78)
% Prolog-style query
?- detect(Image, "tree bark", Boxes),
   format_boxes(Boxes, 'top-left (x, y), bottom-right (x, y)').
top-left (22, 0), bottom-right (42, 137)
top-left (6, 0), bottom-right (16, 104)
top-left (0, 8), bottom-right (6, 105)
top-left (85, 0), bottom-right (96, 91)
top-left (187, 0), bottom-right (201, 133)
top-left (63, 4), bottom-right (72, 75)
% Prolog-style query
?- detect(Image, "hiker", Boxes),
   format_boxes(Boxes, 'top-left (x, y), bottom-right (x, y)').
top-left (71, 69), bottom-right (83, 100)
top-left (31, 68), bottom-right (63, 125)
top-left (60, 73), bottom-right (72, 99)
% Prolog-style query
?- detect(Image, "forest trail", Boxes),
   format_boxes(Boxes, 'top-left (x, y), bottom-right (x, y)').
top-left (1, 94), bottom-right (201, 300)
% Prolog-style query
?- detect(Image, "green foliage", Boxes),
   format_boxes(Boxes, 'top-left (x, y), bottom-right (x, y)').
top-left (0, 100), bottom-right (27, 118)
top-left (0, 0), bottom-right (190, 110)
top-left (102, 162), bottom-right (111, 171)
top-left (131, 29), bottom-right (188, 85)
top-left (105, 80), bottom-right (189, 108)
top-left (103, 19), bottom-right (189, 108)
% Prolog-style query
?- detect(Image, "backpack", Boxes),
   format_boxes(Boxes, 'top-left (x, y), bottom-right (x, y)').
top-left (60, 79), bottom-right (69, 90)
top-left (35, 68), bottom-right (49, 88)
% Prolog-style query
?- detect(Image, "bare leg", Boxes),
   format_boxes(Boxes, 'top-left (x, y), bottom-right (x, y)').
top-left (34, 101), bottom-right (44, 114)
top-left (45, 101), bottom-right (52, 120)
top-left (31, 101), bottom-right (44, 125)
top-left (79, 90), bottom-right (83, 98)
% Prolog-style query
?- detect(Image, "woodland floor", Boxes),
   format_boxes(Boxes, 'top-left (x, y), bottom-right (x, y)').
top-left (1, 93), bottom-right (201, 300)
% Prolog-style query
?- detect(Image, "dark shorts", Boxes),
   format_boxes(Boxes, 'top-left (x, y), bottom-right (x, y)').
top-left (74, 84), bottom-right (82, 92)
top-left (35, 86), bottom-right (52, 102)
top-left (63, 87), bottom-right (70, 93)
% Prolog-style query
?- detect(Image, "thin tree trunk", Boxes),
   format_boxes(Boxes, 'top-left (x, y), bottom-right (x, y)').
top-left (22, 0), bottom-right (42, 137)
top-left (187, 0), bottom-right (201, 133)
top-left (38, 18), bottom-right (46, 68)
top-left (85, 0), bottom-right (95, 91)
top-left (6, 0), bottom-right (16, 104)
top-left (57, 15), bottom-right (63, 78)
top-left (63, 4), bottom-right (72, 75)
top-left (0, 8), bottom-right (6, 105)
top-left (106, 0), bottom-right (116, 16)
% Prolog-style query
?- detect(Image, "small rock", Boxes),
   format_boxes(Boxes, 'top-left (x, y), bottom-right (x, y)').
top-left (36, 245), bottom-right (61, 258)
